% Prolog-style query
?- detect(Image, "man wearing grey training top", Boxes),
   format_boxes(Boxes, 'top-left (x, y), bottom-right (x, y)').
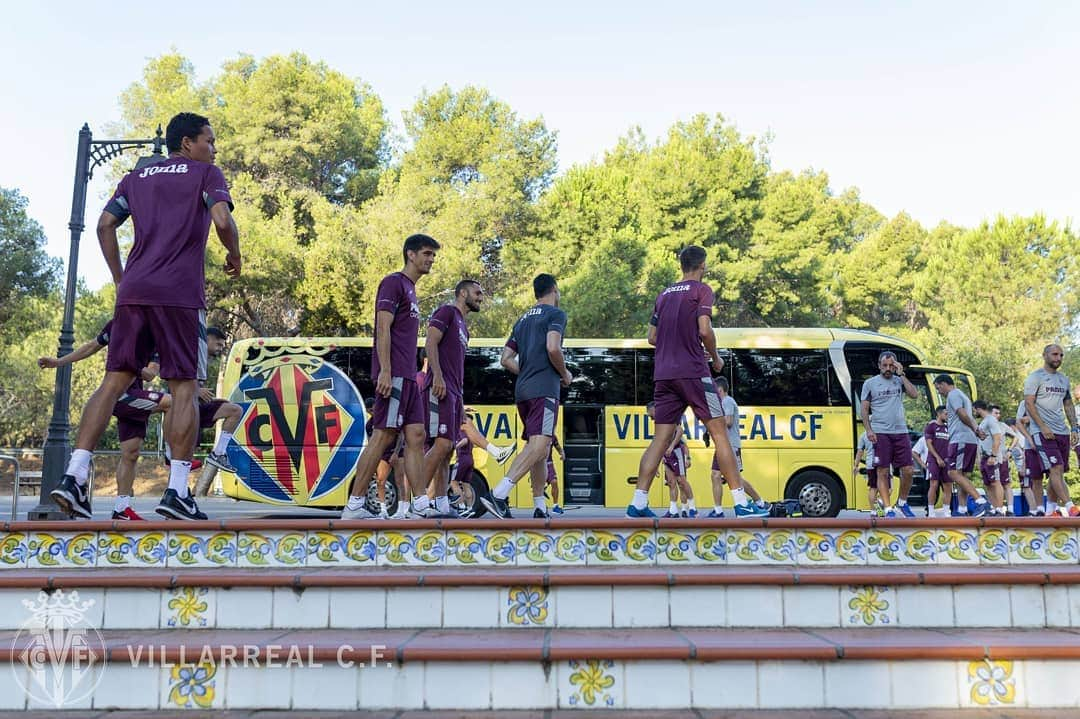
top-left (933, 374), bottom-right (989, 517)
top-left (1023, 344), bottom-right (1080, 517)
top-left (859, 351), bottom-right (918, 518)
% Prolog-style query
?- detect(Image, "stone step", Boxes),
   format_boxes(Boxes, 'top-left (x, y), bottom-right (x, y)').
top-left (2, 627), bottom-right (1078, 711)
top-left (2, 517), bottom-right (1078, 569)
top-left (2, 566), bottom-right (1079, 631)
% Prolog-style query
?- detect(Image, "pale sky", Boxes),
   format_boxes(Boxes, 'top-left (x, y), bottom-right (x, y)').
top-left (1, 1), bottom-right (1076, 290)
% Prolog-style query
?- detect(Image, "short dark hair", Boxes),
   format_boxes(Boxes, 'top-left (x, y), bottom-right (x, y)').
top-left (972, 399), bottom-right (989, 411)
top-left (679, 245), bottom-right (707, 272)
top-left (166, 112), bottom-right (211, 154)
top-left (934, 405), bottom-right (946, 414)
top-left (989, 404), bottom-right (1001, 412)
top-left (715, 376), bottom-right (730, 393)
top-left (533, 273), bottom-right (557, 299)
top-left (402, 234), bottom-right (440, 265)
top-left (206, 327), bottom-right (227, 340)
top-left (933, 374), bottom-right (954, 386)
top-left (455, 279), bottom-right (481, 296)
top-left (878, 350), bottom-right (897, 363)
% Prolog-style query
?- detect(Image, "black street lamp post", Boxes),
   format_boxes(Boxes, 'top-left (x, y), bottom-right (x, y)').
top-left (30, 124), bottom-right (165, 520)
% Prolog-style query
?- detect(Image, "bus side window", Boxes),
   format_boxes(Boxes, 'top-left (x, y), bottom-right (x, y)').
top-left (732, 349), bottom-right (830, 406)
top-left (463, 347), bottom-right (516, 405)
top-left (565, 348), bottom-right (634, 405)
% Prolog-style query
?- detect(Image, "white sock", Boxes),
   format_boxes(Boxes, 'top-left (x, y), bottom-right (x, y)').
top-left (65, 449), bottom-right (92, 484)
top-left (897, 499), bottom-right (909, 507)
top-left (485, 444), bottom-right (504, 458)
top-left (731, 488), bottom-right (748, 506)
top-left (412, 495), bottom-right (431, 512)
top-left (687, 498), bottom-right (696, 511)
top-left (168, 460), bottom-right (191, 497)
top-left (669, 501), bottom-right (679, 514)
top-left (714, 505), bottom-right (724, 514)
top-left (212, 431), bottom-right (233, 455)
top-left (631, 489), bottom-right (649, 510)
top-left (678, 502), bottom-right (687, 513)
top-left (1048, 501), bottom-right (1059, 513)
top-left (347, 496), bottom-right (364, 510)
top-left (975, 497), bottom-right (987, 505)
top-left (493, 477), bottom-right (514, 500)
top-left (397, 501), bottom-right (409, 516)
top-left (435, 496), bottom-right (450, 514)
top-left (114, 495), bottom-right (131, 512)
top-left (534, 496), bottom-right (546, 511)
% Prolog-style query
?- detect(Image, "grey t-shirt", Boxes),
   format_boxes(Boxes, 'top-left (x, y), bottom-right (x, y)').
top-left (860, 375), bottom-right (908, 434)
top-left (945, 388), bottom-right (977, 444)
top-left (857, 431), bottom-right (876, 468)
top-left (721, 395), bottom-right (741, 449)
top-left (1015, 401), bottom-right (1033, 450)
top-left (506, 304), bottom-right (567, 402)
top-left (1023, 368), bottom-right (1072, 435)
top-left (978, 415), bottom-right (1006, 460)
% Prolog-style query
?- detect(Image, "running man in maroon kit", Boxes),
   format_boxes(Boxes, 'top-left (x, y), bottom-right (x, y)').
top-left (342, 234), bottom-right (439, 519)
top-left (411, 279), bottom-right (484, 518)
top-left (51, 112), bottom-right (240, 521)
top-left (923, 405), bottom-right (952, 517)
top-left (628, 245), bottom-right (767, 518)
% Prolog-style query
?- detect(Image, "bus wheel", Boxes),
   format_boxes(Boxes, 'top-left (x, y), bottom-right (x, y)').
top-left (364, 474), bottom-right (398, 515)
top-left (788, 471), bottom-right (842, 518)
top-left (467, 471), bottom-right (491, 518)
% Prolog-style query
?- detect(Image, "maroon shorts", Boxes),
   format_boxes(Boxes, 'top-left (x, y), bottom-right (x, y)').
top-left (453, 443), bottom-right (474, 484)
top-left (947, 442), bottom-right (977, 474)
top-left (711, 448), bottom-right (742, 482)
top-left (979, 458), bottom-right (1009, 485)
top-left (927, 458), bottom-right (950, 484)
top-left (1033, 433), bottom-right (1071, 473)
top-left (652, 377), bottom-right (724, 425)
top-left (112, 388), bottom-right (164, 443)
top-left (664, 446), bottom-right (689, 476)
top-left (546, 459), bottom-right (557, 485)
top-left (517, 397), bottom-right (559, 439)
top-left (106, 304), bottom-right (200, 380)
top-left (873, 433), bottom-right (913, 469)
top-left (198, 399), bottom-right (226, 429)
top-left (371, 377), bottom-right (425, 431)
top-left (1024, 449), bottom-right (1045, 482)
top-left (427, 390), bottom-right (463, 444)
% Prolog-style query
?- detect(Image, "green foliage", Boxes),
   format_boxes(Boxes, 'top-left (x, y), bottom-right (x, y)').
top-left (0, 187), bottom-right (60, 325)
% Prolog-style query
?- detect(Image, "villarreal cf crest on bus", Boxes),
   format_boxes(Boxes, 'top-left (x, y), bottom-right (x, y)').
top-left (225, 352), bottom-right (366, 505)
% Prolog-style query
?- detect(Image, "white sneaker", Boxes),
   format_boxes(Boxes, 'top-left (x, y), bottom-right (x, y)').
top-left (407, 502), bottom-right (440, 519)
top-left (342, 504), bottom-right (376, 520)
top-left (491, 444), bottom-right (515, 464)
top-left (389, 508), bottom-right (410, 520)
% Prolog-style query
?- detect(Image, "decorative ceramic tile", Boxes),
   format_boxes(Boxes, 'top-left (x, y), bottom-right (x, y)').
top-left (514, 531), bottom-right (558, 565)
top-left (963, 659), bottom-right (1020, 707)
top-left (377, 530), bottom-right (445, 565)
top-left (1045, 528), bottom-right (1080, 563)
top-left (1008, 527), bottom-right (1079, 564)
top-left (163, 662), bottom-right (221, 709)
top-left (26, 532), bottom-right (97, 568)
top-left (97, 531), bottom-right (168, 567)
top-left (560, 659), bottom-right (622, 708)
top-left (162, 586), bottom-right (215, 628)
top-left (444, 530), bottom-right (516, 566)
top-left (935, 529), bottom-right (979, 564)
top-left (843, 585), bottom-right (896, 627)
top-left (586, 529), bottom-right (657, 564)
top-left (796, 529), bottom-right (867, 565)
top-left (236, 531), bottom-right (307, 568)
top-left (0, 532), bottom-right (29, 568)
top-left (977, 528), bottom-right (1010, 564)
top-left (727, 529), bottom-right (798, 564)
top-left (503, 585), bottom-right (551, 627)
top-left (305, 530), bottom-right (376, 566)
top-left (166, 532), bottom-right (237, 568)
top-left (655, 529), bottom-right (725, 564)
top-left (866, 529), bottom-right (934, 564)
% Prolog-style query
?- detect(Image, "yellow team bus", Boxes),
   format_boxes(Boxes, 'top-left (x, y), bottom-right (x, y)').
top-left (215, 329), bottom-right (976, 517)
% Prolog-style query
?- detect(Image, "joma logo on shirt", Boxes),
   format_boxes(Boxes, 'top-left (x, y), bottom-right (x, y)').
top-left (662, 284), bottom-right (692, 295)
top-left (139, 163), bottom-right (190, 178)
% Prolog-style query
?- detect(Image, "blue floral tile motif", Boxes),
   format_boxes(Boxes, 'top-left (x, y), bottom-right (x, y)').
top-left (0, 533), bottom-right (30, 568)
top-left (1008, 528), bottom-right (1078, 564)
top-left (237, 531), bottom-right (307, 567)
top-left (167, 532), bottom-right (237, 567)
top-left (586, 529), bottom-right (656, 564)
top-left (166, 662), bottom-right (218, 708)
top-left (506, 586), bottom-right (550, 626)
top-left (306, 530), bottom-right (376, 565)
top-left (796, 530), bottom-right (868, 565)
top-left (27, 532), bottom-right (97, 568)
top-left (445, 530), bottom-right (516, 565)
top-left (727, 529), bottom-right (798, 564)
top-left (655, 529), bottom-right (725, 563)
top-left (935, 529), bottom-right (979, 564)
top-left (977, 528), bottom-right (1010, 564)
top-left (98, 531), bottom-right (168, 567)
top-left (377, 530), bottom-right (446, 565)
top-left (866, 529), bottom-right (934, 564)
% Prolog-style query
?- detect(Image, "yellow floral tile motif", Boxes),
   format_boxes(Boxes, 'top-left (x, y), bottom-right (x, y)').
top-left (656, 530), bottom-right (724, 562)
top-left (168, 532), bottom-right (237, 566)
top-left (1046, 528), bottom-right (1079, 562)
top-left (936, 530), bottom-right (978, 563)
top-left (1008, 528), bottom-right (1079, 563)
top-left (167, 662), bottom-right (217, 708)
top-left (306, 531), bottom-right (376, 564)
top-left (0, 533), bottom-right (29, 566)
top-left (835, 530), bottom-right (868, 563)
top-left (727, 530), bottom-right (796, 563)
top-left (846, 585), bottom-right (892, 626)
top-left (553, 530), bottom-right (588, 563)
top-left (166, 586), bottom-right (211, 628)
top-left (237, 532), bottom-right (306, 566)
top-left (567, 659), bottom-right (617, 707)
top-left (866, 529), bottom-right (904, 563)
top-left (904, 529), bottom-right (936, 562)
top-left (968, 659), bottom-right (1016, 706)
top-left (506, 586), bottom-right (549, 625)
top-left (27, 532), bottom-right (96, 567)
top-left (978, 529), bottom-right (1009, 563)
top-left (98, 531), bottom-right (168, 566)
top-left (588, 530), bottom-right (656, 563)
top-left (516, 531), bottom-right (556, 563)
top-left (446, 530), bottom-right (516, 564)
top-left (378, 531), bottom-right (445, 564)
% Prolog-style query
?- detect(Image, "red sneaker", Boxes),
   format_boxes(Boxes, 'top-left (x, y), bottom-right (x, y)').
top-left (111, 507), bottom-right (146, 521)
top-left (191, 458), bottom-right (203, 471)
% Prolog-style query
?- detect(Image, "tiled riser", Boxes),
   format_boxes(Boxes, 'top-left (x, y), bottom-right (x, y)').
top-left (1, 526), bottom-right (1078, 568)
top-left (6, 583), bottom-right (1080, 630)
top-left (1, 658), bottom-right (1076, 710)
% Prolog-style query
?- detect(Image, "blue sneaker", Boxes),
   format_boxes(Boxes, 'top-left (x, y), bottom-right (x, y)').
top-left (966, 497), bottom-right (977, 514)
top-left (885, 509), bottom-right (897, 518)
top-left (734, 502), bottom-right (769, 518)
top-left (662, 510), bottom-right (679, 518)
top-left (971, 501), bottom-right (989, 518)
top-left (686, 509), bottom-right (698, 518)
top-left (706, 509), bottom-right (725, 518)
top-left (898, 503), bottom-right (916, 518)
top-left (551, 505), bottom-right (564, 515)
top-left (626, 505), bottom-right (657, 518)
